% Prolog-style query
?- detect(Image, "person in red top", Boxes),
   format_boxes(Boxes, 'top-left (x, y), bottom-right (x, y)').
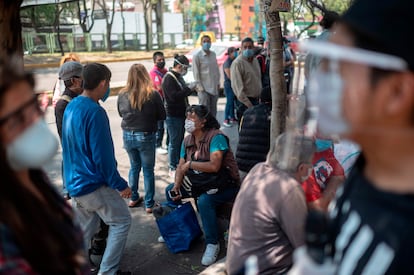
top-left (150, 51), bottom-right (168, 154)
top-left (301, 138), bottom-right (345, 211)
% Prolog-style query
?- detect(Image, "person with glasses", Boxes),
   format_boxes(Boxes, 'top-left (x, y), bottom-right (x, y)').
top-left (54, 61), bottom-right (83, 200)
top-left (290, 0), bottom-right (414, 273)
top-left (162, 104), bottom-right (240, 266)
top-left (162, 54), bottom-right (196, 179)
top-left (0, 64), bottom-right (89, 274)
top-left (226, 133), bottom-right (314, 275)
top-left (52, 53), bottom-right (81, 106)
top-left (62, 63), bottom-right (132, 275)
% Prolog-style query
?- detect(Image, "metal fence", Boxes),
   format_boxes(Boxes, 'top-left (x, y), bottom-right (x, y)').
top-left (22, 32), bottom-right (187, 54)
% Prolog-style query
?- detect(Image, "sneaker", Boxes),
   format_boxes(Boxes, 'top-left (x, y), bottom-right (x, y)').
top-left (156, 147), bottom-right (168, 155)
top-left (223, 120), bottom-right (231, 127)
top-left (158, 236), bottom-right (165, 243)
top-left (230, 118), bottom-right (238, 124)
top-left (201, 243), bottom-right (220, 266)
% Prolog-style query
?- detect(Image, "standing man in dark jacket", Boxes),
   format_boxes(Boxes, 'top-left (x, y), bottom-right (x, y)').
top-left (162, 54), bottom-right (196, 178)
top-left (236, 86), bottom-right (271, 181)
top-left (54, 61), bottom-right (83, 199)
top-left (55, 61), bottom-right (83, 140)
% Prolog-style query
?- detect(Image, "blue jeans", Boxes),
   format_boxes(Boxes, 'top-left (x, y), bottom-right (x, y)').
top-left (165, 116), bottom-right (185, 170)
top-left (224, 81), bottom-right (235, 120)
top-left (156, 120), bottom-right (165, 148)
top-left (72, 185), bottom-right (131, 275)
top-left (123, 130), bottom-right (156, 208)
top-left (165, 184), bottom-right (239, 244)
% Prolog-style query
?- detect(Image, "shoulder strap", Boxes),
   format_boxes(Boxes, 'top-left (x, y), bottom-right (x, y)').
top-left (163, 71), bottom-right (183, 90)
top-left (60, 94), bottom-right (73, 103)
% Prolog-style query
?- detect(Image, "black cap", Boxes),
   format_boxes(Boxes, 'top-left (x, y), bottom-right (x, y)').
top-left (342, 0), bottom-right (414, 71)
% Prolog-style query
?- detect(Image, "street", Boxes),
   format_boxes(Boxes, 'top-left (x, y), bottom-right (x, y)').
top-left (32, 58), bottom-right (174, 92)
top-left (43, 94), bottom-right (239, 275)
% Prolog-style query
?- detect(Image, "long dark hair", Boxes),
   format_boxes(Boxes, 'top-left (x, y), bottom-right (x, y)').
top-left (186, 104), bottom-right (220, 130)
top-left (0, 68), bottom-right (86, 274)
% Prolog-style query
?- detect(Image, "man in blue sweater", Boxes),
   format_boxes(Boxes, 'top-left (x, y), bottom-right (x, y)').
top-left (62, 63), bottom-right (132, 275)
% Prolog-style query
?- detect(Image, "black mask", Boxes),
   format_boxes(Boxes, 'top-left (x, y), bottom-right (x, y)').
top-left (156, 61), bottom-right (165, 69)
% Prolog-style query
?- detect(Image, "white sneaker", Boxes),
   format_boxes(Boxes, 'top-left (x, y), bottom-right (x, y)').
top-left (158, 236), bottom-right (165, 243)
top-left (156, 147), bottom-right (168, 155)
top-left (201, 243), bottom-right (220, 266)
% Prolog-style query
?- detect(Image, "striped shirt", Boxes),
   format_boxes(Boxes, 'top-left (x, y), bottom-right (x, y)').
top-left (328, 156), bottom-right (414, 274)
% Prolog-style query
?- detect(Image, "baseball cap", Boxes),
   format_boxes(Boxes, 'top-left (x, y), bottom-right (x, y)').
top-left (58, 61), bottom-right (83, 81)
top-left (341, 0), bottom-right (414, 71)
top-left (301, 0), bottom-right (413, 72)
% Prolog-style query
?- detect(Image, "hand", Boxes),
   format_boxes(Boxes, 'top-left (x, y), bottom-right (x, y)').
top-left (188, 81), bottom-right (198, 90)
top-left (119, 187), bottom-right (132, 199)
top-left (171, 185), bottom-right (182, 201)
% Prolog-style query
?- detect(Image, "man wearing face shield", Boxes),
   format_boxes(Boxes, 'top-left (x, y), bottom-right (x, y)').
top-left (193, 35), bottom-right (220, 117)
top-left (290, 0), bottom-right (414, 274)
top-left (230, 37), bottom-right (262, 121)
top-left (162, 55), bottom-right (196, 179)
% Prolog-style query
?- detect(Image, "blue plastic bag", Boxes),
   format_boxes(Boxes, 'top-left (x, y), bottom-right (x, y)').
top-left (156, 202), bottom-right (202, 253)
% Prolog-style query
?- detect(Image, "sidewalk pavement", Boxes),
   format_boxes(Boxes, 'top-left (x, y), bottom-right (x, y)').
top-left (43, 95), bottom-right (238, 275)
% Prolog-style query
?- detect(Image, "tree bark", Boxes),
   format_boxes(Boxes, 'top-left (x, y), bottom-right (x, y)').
top-left (0, 0), bottom-right (24, 69)
top-left (262, 0), bottom-right (287, 139)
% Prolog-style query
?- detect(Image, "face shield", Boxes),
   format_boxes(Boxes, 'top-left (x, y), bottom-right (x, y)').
top-left (300, 40), bottom-right (408, 137)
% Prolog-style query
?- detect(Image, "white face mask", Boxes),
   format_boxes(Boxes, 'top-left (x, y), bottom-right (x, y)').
top-left (6, 119), bottom-right (59, 171)
top-left (307, 61), bottom-right (349, 135)
top-left (184, 119), bottom-right (196, 134)
top-left (301, 167), bottom-right (313, 182)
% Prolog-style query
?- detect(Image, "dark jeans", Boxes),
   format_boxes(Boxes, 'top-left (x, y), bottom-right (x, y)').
top-left (235, 97), bottom-right (259, 122)
top-left (165, 184), bottom-right (239, 244)
top-left (156, 120), bottom-right (165, 148)
top-left (224, 81), bottom-right (235, 120)
top-left (165, 116), bottom-right (185, 170)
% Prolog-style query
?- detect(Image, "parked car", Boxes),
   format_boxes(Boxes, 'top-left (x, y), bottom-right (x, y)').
top-left (183, 41), bottom-right (241, 93)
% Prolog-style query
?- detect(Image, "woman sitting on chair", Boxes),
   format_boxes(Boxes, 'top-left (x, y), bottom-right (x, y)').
top-left (166, 104), bottom-right (240, 266)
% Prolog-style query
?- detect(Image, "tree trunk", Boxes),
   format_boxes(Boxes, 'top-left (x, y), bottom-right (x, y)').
top-left (263, 1), bottom-right (286, 139)
top-left (120, 0), bottom-right (126, 50)
top-left (143, 1), bottom-right (152, 51)
top-left (154, 0), bottom-right (164, 50)
top-left (0, 1), bottom-right (24, 69)
top-left (55, 4), bottom-right (65, 56)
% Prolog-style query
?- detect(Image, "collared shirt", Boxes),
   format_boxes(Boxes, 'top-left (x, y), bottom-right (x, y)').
top-left (192, 49), bottom-right (220, 96)
top-left (230, 55), bottom-right (262, 107)
top-left (227, 162), bottom-right (307, 275)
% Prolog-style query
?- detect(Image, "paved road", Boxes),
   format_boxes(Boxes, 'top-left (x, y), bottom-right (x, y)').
top-left (32, 58), bottom-right (174, 92)
top-left (43, 95), bottom-right (239, 275)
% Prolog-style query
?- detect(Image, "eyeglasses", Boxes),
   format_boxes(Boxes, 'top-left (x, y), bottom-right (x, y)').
top-left (0, 96), bottom-right (43, 133)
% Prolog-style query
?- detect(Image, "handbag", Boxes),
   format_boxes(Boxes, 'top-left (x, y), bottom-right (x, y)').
top-left (186, 165), bottom-right (235, 197)
top-left (155, 202), bottom-right (202, 253)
